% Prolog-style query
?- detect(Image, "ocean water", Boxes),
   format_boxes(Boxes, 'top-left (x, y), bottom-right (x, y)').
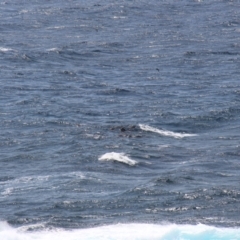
top-left (1, 0), bottom-right (240, 239)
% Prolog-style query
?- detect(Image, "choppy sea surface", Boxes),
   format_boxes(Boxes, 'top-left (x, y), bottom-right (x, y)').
top-left (1, 0), bottom-right (240, 239)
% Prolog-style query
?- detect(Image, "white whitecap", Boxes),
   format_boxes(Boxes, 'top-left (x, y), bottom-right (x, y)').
top-left (47, 26), bottom-right (65, 30)
top-left (113, 16), bottom-right (126, 19)
top-left (0, 47), bottom-right (14, 52)
top-left (98, 152), bottom-right (137, 166)
top-left (19, 9), bottom-right (29, 14)
top-left (47, 48), bottom-right (60, 52)
top-left (1, 188), bottom-right (13, 196)
top-left (139, 124), bottom-right (197, 139)
top-left (1, 222), bottom-right (240, 240)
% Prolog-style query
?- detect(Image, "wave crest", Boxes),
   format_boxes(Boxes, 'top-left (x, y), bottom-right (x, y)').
top-left (98, 152), bottom-right (137, 166)
top-left (0, 222), bottom-right (240, 240)
top-left (139, 124), bottom-right (197, 139)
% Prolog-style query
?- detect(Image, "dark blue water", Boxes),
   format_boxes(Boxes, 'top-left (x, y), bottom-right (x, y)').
top-left (1, 0), bottom-right (240, 239)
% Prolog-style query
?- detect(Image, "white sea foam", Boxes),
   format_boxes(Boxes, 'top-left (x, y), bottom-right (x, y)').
top-left (1, 188), bottom-right (13, 196)
top-left (0, 47), bottom-right (14, 52)
top-left (19, 9), bottom-right (29, 14)
top-left (0, 222), bottom-right (240, 240)
top-left (47, 26), bottom-right (65, 29)
top-left (99, 152), bottom-right (137, 166)
top-left (113, 16), bottom-right (126, 19)
top-left (47, 48), bottom-right (60, 52)
top-left (139, 124), bottom-right (197, 139)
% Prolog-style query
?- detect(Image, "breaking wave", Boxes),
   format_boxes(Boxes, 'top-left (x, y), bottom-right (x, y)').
top-left (0, 222), bottom-right (240, 240)
top-left (139, 124), bottom-right (197, 139)
top-left (0, 47), bottom-right (15, 52)
top-left (98, 152), bottom-right (137, 166)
